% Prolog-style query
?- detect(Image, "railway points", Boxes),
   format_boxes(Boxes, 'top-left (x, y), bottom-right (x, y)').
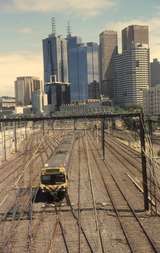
top-left (0, 115), bottom-right (160, 252)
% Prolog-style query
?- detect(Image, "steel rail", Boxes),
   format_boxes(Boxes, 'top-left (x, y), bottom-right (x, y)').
top-left (89, 132), bottom-right (160, 253)
top-left (105, 130), bottom-right (140, 153)
top-left (25, 133), bottom-right (65, 252)
top-left (0, 154), bottom-right (24, 171)
top-left (77, 137), bottom-right (81, 253)
top-left (0, 137), bottom-right (38, 220)
top-left (82, 132), bottom-right (105, 253)
top-left (100, 133), bottom-right (158, 190)
top-left (86, 133), bottom-right (134, 253)
top-left (0, 132), bottom-right (32, 178)
top-left (65, 133), bottom-right (95, 253)
top-left (104, 137), bottom-right (160, 208)
top-left (0, 134), bottom-right (54, 250)
top-left (47, 219), bottom-right (59, 253)
top-left (66, 194), bottom-right (94, 253)
top-left (28, 131), bottom-right (71, 250)
top-left (1, 191), bottom-right (32, 251)
top-left (55, 205), bottom-right (70, 253)
top-left (106, 133), bottom-right (140, 157)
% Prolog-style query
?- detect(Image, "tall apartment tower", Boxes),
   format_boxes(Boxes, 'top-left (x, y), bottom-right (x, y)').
top-left (43, 34), bottom-right (69, 85)
top-left (113, 44), bottom-right (150, 106)
top-left (15, 76), bottom-right (42, 106)
top-left (113, 25), bottom-right (150, 107)
top-left (99, 31), bottom-right (118, 98)
top-left (122, 25), bottom-right (149, 51)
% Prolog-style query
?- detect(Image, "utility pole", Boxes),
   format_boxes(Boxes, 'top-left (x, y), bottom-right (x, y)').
top-left (14, 121), bottom-right (17, 153)
top-left (52, 120), bottom-right (54, 131)
top-left (101, 118), bottom-right (105, 160)
top-left (148, 118), bottom-right (158, 214)
top-left (73, 119), bottom-right (76, 130)
top-left (25, 121), bottom-right (27, 139)
top-left (139, 113), bottom-right (149, 211)
top-left (148, 119), bottom-right (153, 140)
top-left (42, 120), bottom-right (45, 136)
top-left (97, 123), bottom-right (99, 145)
top-left (2, 122), bottom-right (7, 161)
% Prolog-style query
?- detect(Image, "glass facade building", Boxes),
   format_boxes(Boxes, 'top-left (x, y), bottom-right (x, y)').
top-left (43, 33), bottom-right (70, 109)
top-left (67, 37), bottom-right (99, 101)
top-left (87, 42), bottom-right (99, 87)
top-left (43, 34), bottom-right (69, 84)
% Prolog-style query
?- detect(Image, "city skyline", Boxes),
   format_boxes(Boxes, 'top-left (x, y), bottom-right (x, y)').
top-left (0, 0), bottom-right (160, 96)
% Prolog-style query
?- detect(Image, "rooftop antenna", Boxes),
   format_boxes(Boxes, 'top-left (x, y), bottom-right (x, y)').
top-left (51, 17), bottom-right (56, 36)
top-left (67, 20), bottom-right (72, 37)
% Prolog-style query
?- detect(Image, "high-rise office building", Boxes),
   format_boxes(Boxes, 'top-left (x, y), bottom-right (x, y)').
top-left (99, 30), bottom-right (118, 98)
top-left (32, 90), bottom-right (48, 114)
top-left (112, 25), bottom-right (150, 107)
top-left (87, 42), bottom-right (99, 96)
top-left (113, 43), bottom-right (150, 107)
top-left (15, 76), bottom-right (42, 106)
top-left (43, 34), bottom-right (69, 85)
top-left (45, 79), bottom-right (70, 110)
top-left (151, 58), bottom-right (160, 86)
top-left (43, 26), bottom-right (70, 109)
top-left (67, 35), bottom-right (82, 101)
top-left (143, 85), bottom-right (160, 115)
top-left (67, 35), bottom-right (82, 52)
top-left (68, 42), bottom-right (99, 101)
top-left (122, 25), bottom-right (149, 51)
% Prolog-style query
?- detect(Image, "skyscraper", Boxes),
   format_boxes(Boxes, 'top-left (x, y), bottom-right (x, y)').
top-left (43, 34), bottom-right (69, 85)
top-left (99, 30), bottom-right (118, 98)
top-left (15, 76), bottom-right (42, 106)
top-left (67, 35), bottom-right (82, 101)
top-left (68, 41), bottom-right (99, 101)
top-left (43, 23), bottom-right (70, 109)
top-left (113, 25), bottom-right (150, 107)
top-left (113, 43), bottom-right (150, 107)
top-left (122, 25), bottom-right (149, 51)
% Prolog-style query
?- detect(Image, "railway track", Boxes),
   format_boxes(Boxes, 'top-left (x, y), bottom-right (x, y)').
top-left (54, 205), bottom-right (70, 253)
top-left (87, 132), bottom-right (160, 253)
top-left (0, 131), bottom-right (66, 252)
top-left (96, 129), bottom-right (160, 213)
top-left (0, 129), bottom-right (159, 252)
top-left (25, 132), bottom-right (67, 252)
top-left (65, 134), bottom-right (95, 253)
top-left (0, 133), bottom-right (59, 215)
top-left (82, 133), bottom-right (105, 253)
top-left (0, 136), bottom-right (36, 214)
top-left (104, 135), bottom-right (160, 210)
top-left (77, 137), bottom-right (81, 253)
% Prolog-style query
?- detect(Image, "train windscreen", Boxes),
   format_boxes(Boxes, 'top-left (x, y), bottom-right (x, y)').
top-left (41, 174), bottom-right (65, 184)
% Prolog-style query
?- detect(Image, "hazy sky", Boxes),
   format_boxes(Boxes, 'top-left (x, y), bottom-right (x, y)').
top-left (0, 0), bottom-right (160, 96)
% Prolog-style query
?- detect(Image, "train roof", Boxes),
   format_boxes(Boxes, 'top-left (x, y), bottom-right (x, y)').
top-left (46, 133), bottom-right (74, 168)
top-left (41, 166), bottom-right (65, 175)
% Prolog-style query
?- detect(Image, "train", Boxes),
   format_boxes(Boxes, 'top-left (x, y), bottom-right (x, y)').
top-left (37, 133), bottom-right (74, 202)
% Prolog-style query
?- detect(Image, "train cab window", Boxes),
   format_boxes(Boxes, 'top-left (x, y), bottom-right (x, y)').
top-left (41, 175), bottom-right (51, 184)
top-left (55, 174), bottom-right (65, 183)
top-left (41, 174), bottom-right (65, 184)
